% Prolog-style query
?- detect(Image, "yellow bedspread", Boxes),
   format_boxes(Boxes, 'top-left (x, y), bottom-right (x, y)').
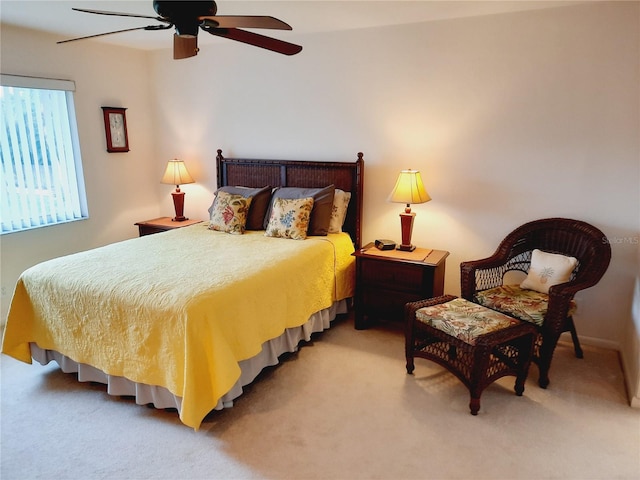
top-left (2, 225), bottom-right (355, 429)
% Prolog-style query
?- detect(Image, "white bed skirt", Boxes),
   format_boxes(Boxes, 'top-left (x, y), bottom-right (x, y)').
top-left (31, 299), bottom-right (348, 414)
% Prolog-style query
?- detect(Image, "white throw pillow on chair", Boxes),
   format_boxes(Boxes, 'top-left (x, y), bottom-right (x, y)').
top-left (520, 249), bottom-right (578, 294)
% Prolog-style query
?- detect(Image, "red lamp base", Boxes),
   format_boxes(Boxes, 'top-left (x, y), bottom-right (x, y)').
top-left (171, 190), bottom-right (189, 222)
top-left (398, 210), bottom-right (416, 251)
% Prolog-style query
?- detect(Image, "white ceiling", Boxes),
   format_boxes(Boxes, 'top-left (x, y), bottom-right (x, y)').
top-left (1, 0), bottom-right (583, 51)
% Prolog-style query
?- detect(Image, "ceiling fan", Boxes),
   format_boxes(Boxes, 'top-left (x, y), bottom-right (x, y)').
top-left (57, 0), bottom-right (303, 59)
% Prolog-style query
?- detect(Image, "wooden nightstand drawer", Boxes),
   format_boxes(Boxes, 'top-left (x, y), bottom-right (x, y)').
top-left (361, 288), bottom-right (424, 317)
top-left (138, 225), bottom-right (169, 236)
top-left (361, 260), bottom-right (425, 293)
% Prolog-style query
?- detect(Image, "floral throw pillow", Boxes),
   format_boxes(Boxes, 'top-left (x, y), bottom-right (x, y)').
top-left (208, 191), bottom-right (252, 235)
top-left (328, 189), bottom-right (351, 234)
top-left (265, 197), bottom-right (314, 240)
top-left (520, 249), bottom-right (578, 294)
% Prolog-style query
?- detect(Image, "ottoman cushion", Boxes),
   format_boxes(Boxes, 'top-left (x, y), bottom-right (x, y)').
top-left (415, 297), bottom-right (520, 346)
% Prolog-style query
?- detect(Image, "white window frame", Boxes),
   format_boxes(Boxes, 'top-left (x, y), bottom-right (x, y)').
top-left (1, 74), bottom-right (88, 234)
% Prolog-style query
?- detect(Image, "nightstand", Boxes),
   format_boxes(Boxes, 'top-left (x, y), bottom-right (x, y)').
top-left (135, 217), bottom-right (202, 237)
top-left (353, 243), bottom-right (449, 329)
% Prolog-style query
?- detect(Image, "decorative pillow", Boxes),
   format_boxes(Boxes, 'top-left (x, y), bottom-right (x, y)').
top-left (263, 185), bottom-right (335, 236)
top-left (208, 191), bottom-right (252, 235)
top-left (209, 186), bottom-right (272, 230)
top-left (264, 197), bottom-right (314, 240)
top-left (520, 249), bottom-right (578, 294)
top-left (328, 189), bottom-right (351, 234)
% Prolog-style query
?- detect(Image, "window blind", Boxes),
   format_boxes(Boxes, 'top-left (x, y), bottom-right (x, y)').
top-left (1, 75), bottom-right (88, 233)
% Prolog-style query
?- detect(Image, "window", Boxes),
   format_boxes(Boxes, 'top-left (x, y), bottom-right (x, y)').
top-left (1, 74), bottom-right (88, 234)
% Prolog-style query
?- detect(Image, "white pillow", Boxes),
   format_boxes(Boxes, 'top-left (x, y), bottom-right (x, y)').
top-left (328, 189), bottom-right (351, 234)
top-left (520, 249), bottom-right (578, 294)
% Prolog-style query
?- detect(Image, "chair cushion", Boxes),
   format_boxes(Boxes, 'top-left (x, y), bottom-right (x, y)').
top-left (415, 298), bottom-right (521, 346)
top-left (475, 285), bottom-right (577, 327)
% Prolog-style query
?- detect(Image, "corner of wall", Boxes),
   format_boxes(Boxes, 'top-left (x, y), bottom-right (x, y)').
top-left (622, 273), bottom-right (640, 408)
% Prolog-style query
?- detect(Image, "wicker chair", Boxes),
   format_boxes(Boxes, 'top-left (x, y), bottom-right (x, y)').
top-left (460, 218), bottom-right (611, 388)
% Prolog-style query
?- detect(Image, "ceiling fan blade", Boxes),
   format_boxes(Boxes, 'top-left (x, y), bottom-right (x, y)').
top-left (203, 28), bottom-right (302, 56)
top-left (72, 8), bottom-right (167, 23)
top-left (57, 26), bottom-right (159, 44)
top-left (199, 15), bottom-right (292, 30)
top-left (174, 34), bottom-right (199, 60)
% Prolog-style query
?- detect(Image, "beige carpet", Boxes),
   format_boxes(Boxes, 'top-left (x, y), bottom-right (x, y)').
top-left (1, 314), bottom-right (639, 480)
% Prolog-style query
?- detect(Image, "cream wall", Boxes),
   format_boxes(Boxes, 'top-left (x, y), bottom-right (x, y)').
top-left (0, 25), bottom-right (162, 321)
top-left (1, 2), bottom-right (639, 401)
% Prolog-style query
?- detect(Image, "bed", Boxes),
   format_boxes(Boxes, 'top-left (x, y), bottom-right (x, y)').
top-left (2, 150), bottom-right (364, 429)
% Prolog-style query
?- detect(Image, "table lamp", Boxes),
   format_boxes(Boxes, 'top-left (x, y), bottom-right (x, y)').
top-left (388, 169), bottom-right (431, 251)
top-left (161, 158), bottom-right (195, 221)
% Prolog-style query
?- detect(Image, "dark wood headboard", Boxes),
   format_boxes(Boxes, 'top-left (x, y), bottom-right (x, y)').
top-left (216, 149), bottom-right (365, 249)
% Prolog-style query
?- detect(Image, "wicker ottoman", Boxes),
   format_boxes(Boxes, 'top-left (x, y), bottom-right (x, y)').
top-left (405, 295), bottom-right (537, 415)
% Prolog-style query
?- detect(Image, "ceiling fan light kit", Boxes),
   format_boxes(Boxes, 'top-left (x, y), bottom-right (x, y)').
top-left (57, 0), bottom-right (302, 59)
top-left (173, 34), bottom-right (199, 59)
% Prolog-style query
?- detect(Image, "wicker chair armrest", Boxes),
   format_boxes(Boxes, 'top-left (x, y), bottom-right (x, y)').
top-left (544, 278), bottom-right (594, 334)
top-left (548, 281), bottom-right (586, 299)
top-left (544, 288), bottom-right (574, 334)
top-left (460, 255), bottom-right (511, 272)
top-left (548, 266), bottom-right (610, 300)
top-left (460, 257), bottom-right (510, 300)
top-left (545, 276), bottom-right (603, 332)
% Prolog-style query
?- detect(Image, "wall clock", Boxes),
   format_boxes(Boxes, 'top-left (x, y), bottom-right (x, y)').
top-left (101, 107), bottom-right (129, 153)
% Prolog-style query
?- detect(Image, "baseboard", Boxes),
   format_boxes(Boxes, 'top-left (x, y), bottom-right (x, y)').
top-left (559, 332), bottom-right (619, 351)
top-left (618, 328), bottom-right (640, 409)
top-left (621, 349), bottom-right (640, 409)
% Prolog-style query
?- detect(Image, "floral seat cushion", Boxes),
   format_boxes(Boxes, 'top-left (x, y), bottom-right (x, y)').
top-left (474, 285), bottom-right (577, 327)
top-left (415, 298), bottom-right (521, 346)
